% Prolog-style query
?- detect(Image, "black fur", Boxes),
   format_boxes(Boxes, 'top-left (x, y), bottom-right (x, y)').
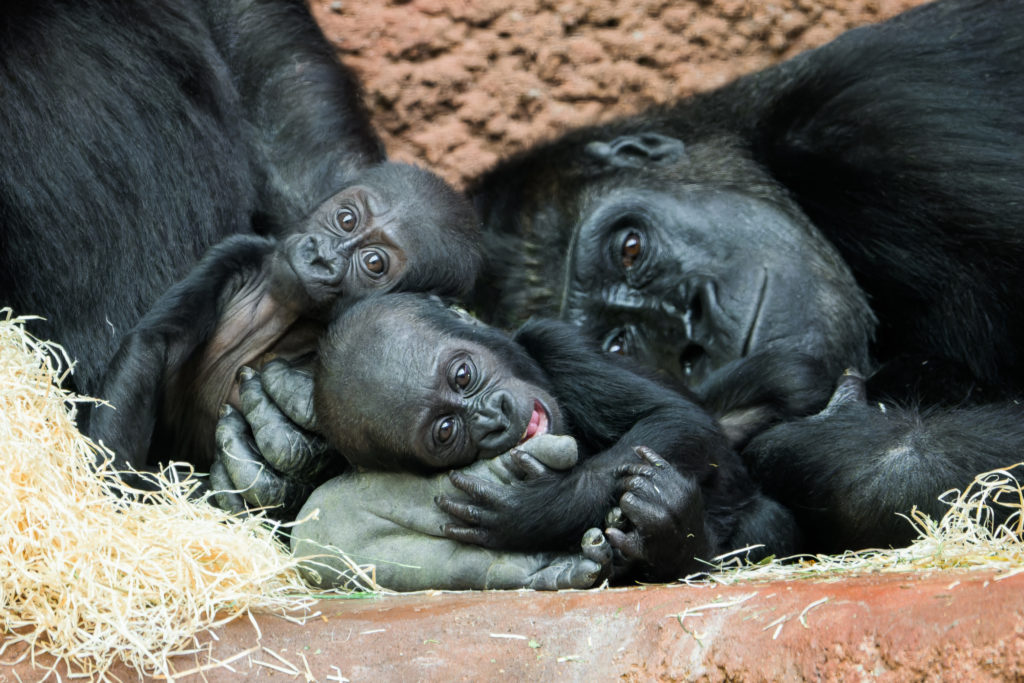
top-left (0, 0), bottom-right (383, 399)
top-left (468, 0), bottom-right (1024, 550)
top-left (313, 294), bottom-right (801, 579)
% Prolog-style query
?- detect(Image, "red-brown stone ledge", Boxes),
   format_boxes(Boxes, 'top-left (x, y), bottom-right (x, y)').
top-left (7, 568), bottom-right (1023, 680)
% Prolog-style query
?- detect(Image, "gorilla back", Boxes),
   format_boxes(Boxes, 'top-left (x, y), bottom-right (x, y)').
top-left (0, 0), bottom-right (383, 396)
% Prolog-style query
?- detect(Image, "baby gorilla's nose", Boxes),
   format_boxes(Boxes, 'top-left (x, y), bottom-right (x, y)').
top-left (469, 389), bottom-right (516, 454)
top-left (303, 234), bottom-right (346, 278)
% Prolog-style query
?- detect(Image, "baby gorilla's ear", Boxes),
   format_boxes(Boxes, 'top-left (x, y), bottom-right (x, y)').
top-left (446, 302), bottom-right (484, 327)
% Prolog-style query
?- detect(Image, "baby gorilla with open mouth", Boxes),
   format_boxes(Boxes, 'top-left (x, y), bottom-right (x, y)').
top-left (231, 292), bottom-right (801, 586)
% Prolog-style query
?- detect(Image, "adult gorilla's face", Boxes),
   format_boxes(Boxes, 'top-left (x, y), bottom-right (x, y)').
top-left (562, 183), bottom-right (871, 387)
top-left (472, 133), bottom-right (876, 389)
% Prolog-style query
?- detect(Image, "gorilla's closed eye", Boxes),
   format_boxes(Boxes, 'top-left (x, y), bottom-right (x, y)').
top-left (336, 208), bottom-right (357, 232)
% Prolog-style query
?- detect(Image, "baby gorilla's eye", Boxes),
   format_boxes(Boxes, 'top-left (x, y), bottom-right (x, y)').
top-left (454, 362), bottom-right (472, 389)
top-left (360, 249), bottom-right (388, 277)
top-left (449, 358), bottom-right (476, 391)
top-left (435, 416), bottom-right (456, 444)
top-left (621, 231), bottom-right (643, 269)
top-left (336, 208), bottom-right (357, 232)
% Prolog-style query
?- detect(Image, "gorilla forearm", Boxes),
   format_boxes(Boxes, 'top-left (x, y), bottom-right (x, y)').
top-left (745, 376), bottom-right (1024, 551)
top-left (201, 0), bottom-right (385, 227)
top-left (91, 235), bottom-right (278, 468)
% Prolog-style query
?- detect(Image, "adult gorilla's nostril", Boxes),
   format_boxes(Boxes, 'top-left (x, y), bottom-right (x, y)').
top-left (688, 285), bottom-right (705, 324)
top-left (678, 342), bottom-right (704, 381)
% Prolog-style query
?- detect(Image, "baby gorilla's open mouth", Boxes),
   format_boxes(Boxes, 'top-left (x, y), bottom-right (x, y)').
top-left (518, 399), bottom-right (550, 444)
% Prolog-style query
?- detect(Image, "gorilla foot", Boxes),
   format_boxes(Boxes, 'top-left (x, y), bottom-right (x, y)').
top-left (526, 528), bottom-right (612, 590)
top-left (607, 446), bottom-right (710, 581)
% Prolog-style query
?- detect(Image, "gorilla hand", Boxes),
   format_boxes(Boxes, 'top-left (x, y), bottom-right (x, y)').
top-left (435, 434), bottom-right (579, 549)
top-left (211, 358), bottom-right (340, 518)
top-left (699, 350), bottom-right (835, 449)
top-left (506, 433), bottom-right (579, 478)
top-left (292, 450), bottom-right (612, 591)
top-left (606, 446), bottom-right (711, 581)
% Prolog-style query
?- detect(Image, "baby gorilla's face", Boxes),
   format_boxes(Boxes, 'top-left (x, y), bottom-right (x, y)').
top-left (270, 185), bottom-right (413, 311)
top-left (269, 162), bottom-right (481, 314)
top-left (404, 331), bottom-right (565, 469)
top-left (314, 297), bottom-right (564, 472)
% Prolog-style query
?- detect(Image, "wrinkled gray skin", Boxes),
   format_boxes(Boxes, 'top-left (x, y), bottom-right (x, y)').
top-left (292, 438), bottom-right (613, 592)
top-left (210, 362), bottom-right (611, 591)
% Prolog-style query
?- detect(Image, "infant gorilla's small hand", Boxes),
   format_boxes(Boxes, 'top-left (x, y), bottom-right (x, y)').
top-left (605, 446), bottom-right (710, 581)
top-left (436, 470), bottom-right (519, 548)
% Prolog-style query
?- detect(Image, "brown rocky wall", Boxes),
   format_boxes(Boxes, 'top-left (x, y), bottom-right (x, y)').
top-left (310, 0), bottom-right (926, 189)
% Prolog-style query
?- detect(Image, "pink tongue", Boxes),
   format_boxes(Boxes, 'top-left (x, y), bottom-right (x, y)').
top-left (522, 401), bottom-right (547, 441)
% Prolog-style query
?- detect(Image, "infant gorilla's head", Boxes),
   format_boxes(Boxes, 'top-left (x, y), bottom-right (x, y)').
top-left (313, 293), bottom-right (564, 472)
top-left (271, 162), bottom-right (482, 312)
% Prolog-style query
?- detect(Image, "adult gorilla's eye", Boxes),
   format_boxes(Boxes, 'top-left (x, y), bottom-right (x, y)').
top-left (621, 231), bottom-right (643, 268)
top-left (454, 361), bottom-right (472, 389)
top-left (360, 249), bottom-right (388, 277)
top-left (435, 416), bottom-right (456, 444)
top-left (603, 329), bottom-right (630, 355)
top-left (336, 208), bottom-right (357, 232)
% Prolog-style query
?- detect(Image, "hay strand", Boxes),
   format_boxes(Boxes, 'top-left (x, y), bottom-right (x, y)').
top-left (702, 462), bottom-right (1024, 584)
top-left (0, 310), bottom-right (316, 678)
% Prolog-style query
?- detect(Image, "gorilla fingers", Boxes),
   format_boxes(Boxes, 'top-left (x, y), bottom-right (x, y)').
top-left (607, 447), bottom-right (711, 582)
top-left (212, 361), bottom-right (340, 518)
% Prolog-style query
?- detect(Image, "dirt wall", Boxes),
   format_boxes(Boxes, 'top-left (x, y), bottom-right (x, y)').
top-left (309, 0), bottom-right (926, 188)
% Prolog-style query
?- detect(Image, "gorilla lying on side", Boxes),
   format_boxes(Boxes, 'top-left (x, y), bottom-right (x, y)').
top-left (467, 0), bottom-right (1024, 551)
top-left (217, 293), bottom-right (800, 588)
top-left (90, 165), bottom-right (480, 474)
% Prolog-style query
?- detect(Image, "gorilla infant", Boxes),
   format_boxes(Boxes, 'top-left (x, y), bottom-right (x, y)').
top-left (222, 293), bottom-right (800, 583)
top-left (91, 163), bottom-right (481, 473)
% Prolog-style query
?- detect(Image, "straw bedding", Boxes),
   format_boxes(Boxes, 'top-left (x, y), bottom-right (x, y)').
top-left (0, 310), bottom-right (315, 678)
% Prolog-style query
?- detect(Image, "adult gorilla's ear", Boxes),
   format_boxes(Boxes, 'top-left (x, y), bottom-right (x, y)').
top-left (584, 133), bottom-right (686, 169)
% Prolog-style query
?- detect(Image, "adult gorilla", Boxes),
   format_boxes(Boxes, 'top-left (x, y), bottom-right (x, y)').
top-left (0, 0), bottom-right (466, 408)
top-left (468, 0), bottom-right (1024, 551)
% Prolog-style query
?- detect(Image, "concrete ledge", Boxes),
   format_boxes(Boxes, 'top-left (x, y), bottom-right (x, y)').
top-left (7, 568), bottom-right (1024, 679)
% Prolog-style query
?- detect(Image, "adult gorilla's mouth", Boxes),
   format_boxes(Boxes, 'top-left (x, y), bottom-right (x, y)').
top-left (518, 399), bottom-right (550, 444)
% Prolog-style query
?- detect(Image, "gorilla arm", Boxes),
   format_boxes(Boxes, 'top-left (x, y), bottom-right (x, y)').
top-left (90, 235), bottom-right (278, 470)
top-left (744, 372), bottom-right (1024, 553)
top-left (292, 448), bottom-right (612, 592)
top-left (201, 0), bottom-right (385, 230)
